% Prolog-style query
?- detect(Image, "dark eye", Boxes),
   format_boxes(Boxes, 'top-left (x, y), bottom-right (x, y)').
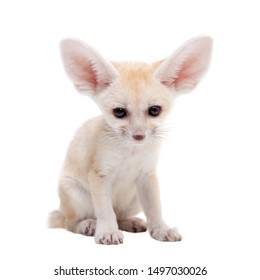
top-left (113, 108), bottom-right (127, 118)
top-left (148, 106), bottom-right (161, 117)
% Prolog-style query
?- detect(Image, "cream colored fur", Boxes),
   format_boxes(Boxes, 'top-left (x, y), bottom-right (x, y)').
top-left (49, 37), bottom-right (213, 244)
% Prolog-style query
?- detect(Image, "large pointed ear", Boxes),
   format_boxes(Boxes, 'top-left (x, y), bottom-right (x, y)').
top-left (154, 37), bottom-right (213, 93)
top-left (60, 39), bottom-right (118, 95)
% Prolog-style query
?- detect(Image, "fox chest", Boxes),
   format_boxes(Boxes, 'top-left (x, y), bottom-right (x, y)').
top-left (109, 153), bottom-right (149, 216)
top-left (105, 149), bottom-right (156, 196)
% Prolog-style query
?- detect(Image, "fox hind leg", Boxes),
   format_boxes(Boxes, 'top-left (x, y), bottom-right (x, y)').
top-left (118, 217), bottom-right (147, 233)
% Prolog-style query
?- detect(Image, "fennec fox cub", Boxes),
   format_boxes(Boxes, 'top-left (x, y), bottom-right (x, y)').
top-left (49, 37), bottom-right (213, 245)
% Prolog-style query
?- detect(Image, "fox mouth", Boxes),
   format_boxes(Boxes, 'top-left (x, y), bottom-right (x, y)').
top-left (132, 138), bottom-right (146, 144)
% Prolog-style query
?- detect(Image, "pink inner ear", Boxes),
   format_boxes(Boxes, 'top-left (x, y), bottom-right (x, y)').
top-left (73, 56), bottom-right (98, 90)
top-left (156, 37), bottom-right (212, 92)
top-left (83, 63), bottom-right (98, 90)
top-left (174, 57), bottom-right (197, 88)
top-left (61, 39), bottom-right (118, 94)
top-left (172, 51), bottom-right (207, 91)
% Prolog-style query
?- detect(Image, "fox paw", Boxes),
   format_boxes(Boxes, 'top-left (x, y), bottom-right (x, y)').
top-left (150, 227), bottom-right (182, 242)
top-left (78, 219), bottom-right (96, 236)
top-left (95, 230), bottom-right (124, 245)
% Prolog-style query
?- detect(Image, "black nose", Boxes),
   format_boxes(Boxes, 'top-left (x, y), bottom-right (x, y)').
top-left (133, 134), bottom-right (145, 141)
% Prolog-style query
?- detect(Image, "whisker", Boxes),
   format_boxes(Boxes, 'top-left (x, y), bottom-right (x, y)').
top-left (151, 123), bottom-right (175, 143)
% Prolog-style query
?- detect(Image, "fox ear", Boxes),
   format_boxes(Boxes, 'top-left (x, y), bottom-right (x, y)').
top-left (155, 37), bottom-right (213, 93)
top-left (60, 39), bottom-right (118, 95)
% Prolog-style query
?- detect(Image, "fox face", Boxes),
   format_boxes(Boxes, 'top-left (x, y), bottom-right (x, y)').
top-left (95, 62), bottom-right (173, 144)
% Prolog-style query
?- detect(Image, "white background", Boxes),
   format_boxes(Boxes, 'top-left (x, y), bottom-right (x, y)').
top-left (0, 0), bottom-right (259, 279)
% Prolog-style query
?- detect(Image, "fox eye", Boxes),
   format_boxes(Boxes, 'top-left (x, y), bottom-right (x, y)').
top-left (148, 106), bottom-right (161, 117)
top-left (113, 108), bottom-right (127, 118)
